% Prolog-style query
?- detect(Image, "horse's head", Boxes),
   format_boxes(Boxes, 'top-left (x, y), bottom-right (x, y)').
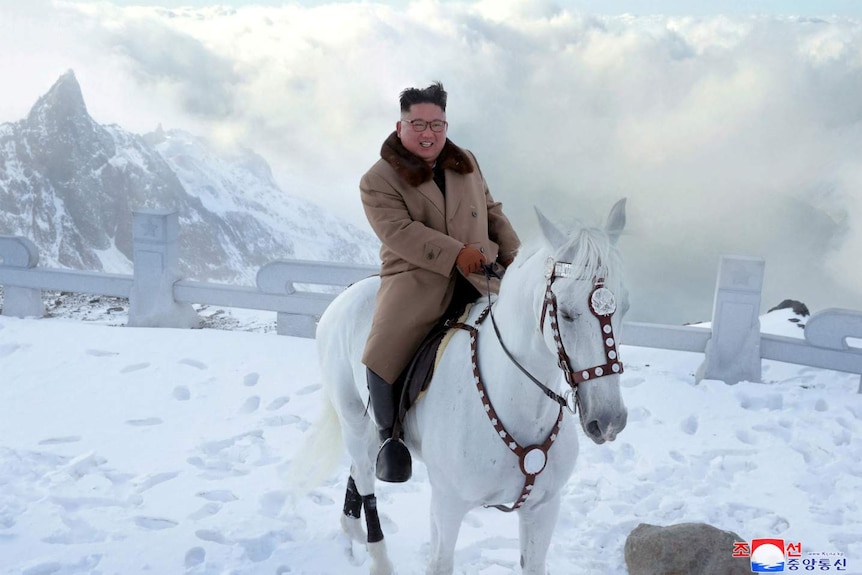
top-left (529, 199), bottom-right (629, 445)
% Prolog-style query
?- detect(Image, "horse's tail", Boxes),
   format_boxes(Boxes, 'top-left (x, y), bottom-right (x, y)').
top-left (285, 389), bottom-right (344, 497)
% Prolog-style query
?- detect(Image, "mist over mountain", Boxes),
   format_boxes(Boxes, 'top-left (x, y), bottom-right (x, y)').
top-left (0, 71), bottom-right (378, 284)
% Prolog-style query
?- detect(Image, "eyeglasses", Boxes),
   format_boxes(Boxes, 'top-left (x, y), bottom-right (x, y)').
top-left (402, 119), bottom-right (448, 132)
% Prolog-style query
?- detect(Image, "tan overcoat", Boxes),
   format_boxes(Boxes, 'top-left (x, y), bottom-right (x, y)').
top-left (361, 132), bottom-right (521, 383)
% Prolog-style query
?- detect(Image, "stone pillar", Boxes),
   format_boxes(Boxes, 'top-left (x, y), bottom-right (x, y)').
top-left (0, 236), bottom-right (44, 318)
top-left (127, 209), bottom-right (198, 328)
top-left (256, 261), bottom-right (319, 337)
top-left (696, 255), bottom-right (765, 385)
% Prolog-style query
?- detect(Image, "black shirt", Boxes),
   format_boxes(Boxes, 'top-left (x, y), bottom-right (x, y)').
top-left (432, 163), bottom-right (446, 197)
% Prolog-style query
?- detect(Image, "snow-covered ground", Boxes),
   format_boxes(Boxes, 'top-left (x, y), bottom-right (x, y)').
top-left (0, 301), bottom-right (860, 574)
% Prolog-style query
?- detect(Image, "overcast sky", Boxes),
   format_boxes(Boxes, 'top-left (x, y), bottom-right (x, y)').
top-left (51, 0), bottom-right (862, 17)
top-left (2, 0), bottom-right (861, 323)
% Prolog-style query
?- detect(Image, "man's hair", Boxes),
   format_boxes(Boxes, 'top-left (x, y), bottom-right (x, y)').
top-left (399, 81), bottom-right (447, 112)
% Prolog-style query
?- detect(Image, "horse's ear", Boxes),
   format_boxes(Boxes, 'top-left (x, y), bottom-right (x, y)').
top-left (535, 207), bottom-right (568, 251)
top-left (605, 198), bottom-right (627, 244)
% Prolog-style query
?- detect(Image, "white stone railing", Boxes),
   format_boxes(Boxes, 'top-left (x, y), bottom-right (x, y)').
top-left (1, 210), bottom-right (860, 392)
top-left (0, 209), bottom-right (376, 337)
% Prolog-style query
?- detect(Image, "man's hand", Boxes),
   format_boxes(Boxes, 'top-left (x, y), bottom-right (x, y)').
top-left (455, 246), bottom-right (486, 275)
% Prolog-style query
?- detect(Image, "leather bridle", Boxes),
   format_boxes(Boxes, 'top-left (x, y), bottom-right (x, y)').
top-left (485, 257), bottom-right (624, 414)
top-left (540, 257), bottom-right (624, 407)
top-left (454, 259), bottom-right (624, 511)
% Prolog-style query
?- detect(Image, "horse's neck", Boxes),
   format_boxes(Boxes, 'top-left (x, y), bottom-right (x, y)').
top-left (475, 258), bottom-right (564, 432)
top-left (483, 298), bottom-right (558, 384)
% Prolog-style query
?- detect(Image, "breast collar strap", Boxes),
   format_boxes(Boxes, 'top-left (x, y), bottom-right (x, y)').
top-left (449, 309), bottom-right (563, 512)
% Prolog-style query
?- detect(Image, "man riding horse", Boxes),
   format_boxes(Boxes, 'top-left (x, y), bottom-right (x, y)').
top-left (360, 81), bottom-right (521, 482)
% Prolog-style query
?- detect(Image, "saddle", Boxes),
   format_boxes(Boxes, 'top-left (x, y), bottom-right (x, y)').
top-left (393, 303), bottom-right (474, 432)
top-left (391, 263), bottom-right (503, 437)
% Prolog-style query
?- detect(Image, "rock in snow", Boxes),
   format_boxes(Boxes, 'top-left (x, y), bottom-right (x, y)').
top-left (625, 522), bottom-right (750, 575)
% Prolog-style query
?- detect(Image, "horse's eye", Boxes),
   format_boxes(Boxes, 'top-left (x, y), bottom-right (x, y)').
top-left (560, 310), bottom-right (578, 322)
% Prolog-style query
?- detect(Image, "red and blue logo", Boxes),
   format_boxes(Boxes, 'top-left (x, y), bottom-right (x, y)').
top-left (733, 538), bottom-right (803, 573)
top-left (750, 539), bottom-right (789, 572)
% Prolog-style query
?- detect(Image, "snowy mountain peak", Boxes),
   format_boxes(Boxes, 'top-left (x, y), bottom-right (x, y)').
top-left (26, 69), bottom-right (90, 128)
top-left (1, 70), bottom-right (379, 283)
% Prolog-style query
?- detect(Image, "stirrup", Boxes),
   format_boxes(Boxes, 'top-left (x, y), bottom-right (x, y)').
top-left (375, 438), bottom-right (412, 483)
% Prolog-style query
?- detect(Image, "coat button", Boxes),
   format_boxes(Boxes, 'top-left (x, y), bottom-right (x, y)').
top-left (479, 247), bottom-right (486, 254)
top-left (426, 252), bottom-right (434, 260)
top-left (471, 210), bottom-right (478, 217)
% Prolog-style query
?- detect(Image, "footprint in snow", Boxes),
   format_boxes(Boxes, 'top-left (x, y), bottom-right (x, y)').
top-left (309, 491), bottom-right (334, 506)
top-left (125, 418), bottom-right (163, 427)
top-left (239, 396), bottom-right (260, 414)
top-left (86, 349), bottom-right (118, 357)
top-left (197, 490), bottom-right (238, 503)
top-left (261, 414), bottom-right (304, 427)
top-left (0, 343), bottom-right (21, 358)
top-left (244, 373), bottom-right (260, 387)
top-left (735, 429), bottom-right (757, 445)
top-left (196, 529), bottom-right (228, 544)
top-left (680, 415), bottom-right (698, 435)
top-left (259, 490), bottom-right (287, 518)
top-left (21, 554), bottom-right (103, 574)
top-left (179, 358), bottom-right (207, 370)
top-left (621, 376), bottom-right (646, 388)
top-left (188, 502), bottom-right (222, 520)
top-left (134, 471), bottom-right (179, 493)
top-left (836, 417), bottom-right (856, 432)
top-left (627, 406), bottom-right (651, 423)
top-left (173, 385), bottom-right (190, 401)
top-left (736, 391), bottom-right (783, 411)
top-left (38, 436), bottom-right (82, 446)
top-left (185, 547), bottom-right (206, 568)
top-left (52, 451), bottom-right (107, 480)
top-left (845, 403), bottom-right (862, 420)
top-left (42, 515), bottom-right (108, 544)
top-left (266, 396), bottom-right (291, 410)
top-left (238, 530), bottom-right (292, 562)
top-left (296, 384), bottom-right (321, 396)
top-left (833, 428), bottom-right (852, 447)
top-left (188, 430), bottom-right (269, 478)
top-left (120, 362), bottom-right (150, 374)
top-left (134, 516), bottom-right (178, 530)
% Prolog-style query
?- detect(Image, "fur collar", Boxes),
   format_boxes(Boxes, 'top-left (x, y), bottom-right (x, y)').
top-left (380, 131), bottom-right (474, 187)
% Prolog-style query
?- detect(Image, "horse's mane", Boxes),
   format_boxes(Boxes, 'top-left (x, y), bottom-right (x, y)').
top-left (509, 224), bottom-right (624, 296)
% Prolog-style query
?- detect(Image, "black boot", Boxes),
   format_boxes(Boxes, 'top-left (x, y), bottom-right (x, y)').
top-left (367, 368), bottom-right (412, 483)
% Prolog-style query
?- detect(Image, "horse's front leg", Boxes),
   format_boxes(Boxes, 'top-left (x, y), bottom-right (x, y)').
top-left (517, 491), bottom-right (561, 575)
top-left (427, 485), bottom-right (469, 575)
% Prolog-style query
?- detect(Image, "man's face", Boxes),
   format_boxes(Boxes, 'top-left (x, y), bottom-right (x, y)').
top-left (396, 103), bottom-right (447, 166)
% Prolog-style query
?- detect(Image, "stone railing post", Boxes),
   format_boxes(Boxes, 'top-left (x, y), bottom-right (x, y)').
top-left (127, 209), bottom-right (198, 328)
top-left (256, 262), bottom-right (317, 337)
top-left (696, 255), bottom-right (765, 384)
top-left (804, 308), bottom-right (862, 393)
top-left (256, 260), bottom-right (377, 337)
top-left (0, 236), bottom-right (44, 318)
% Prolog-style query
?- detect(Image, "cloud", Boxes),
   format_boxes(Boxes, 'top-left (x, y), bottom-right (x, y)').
top-left (2, 1), bottom-right (862, 322)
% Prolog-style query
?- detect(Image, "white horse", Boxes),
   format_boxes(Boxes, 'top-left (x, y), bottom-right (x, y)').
top-left (309, 200), bottom-right (629, 575)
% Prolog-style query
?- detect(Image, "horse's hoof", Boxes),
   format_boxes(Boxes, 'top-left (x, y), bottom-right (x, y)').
top-left (375, 438), bottom-right (412, 483)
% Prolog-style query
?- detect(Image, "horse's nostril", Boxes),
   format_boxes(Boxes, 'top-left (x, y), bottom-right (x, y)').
top-left (587, 420), bottom-right (601, 438)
